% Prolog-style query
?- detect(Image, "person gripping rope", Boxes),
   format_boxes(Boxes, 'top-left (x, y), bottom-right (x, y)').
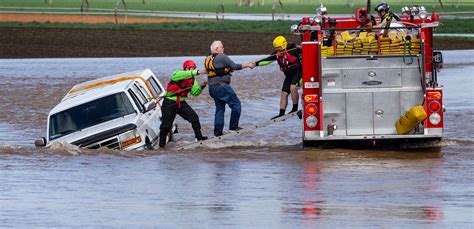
top-left (158, 60), bottom-right (208, 148)
top-left (255, 36), bottom-right (302, 119)
top-left (205, 40), bottom-right (255, 137)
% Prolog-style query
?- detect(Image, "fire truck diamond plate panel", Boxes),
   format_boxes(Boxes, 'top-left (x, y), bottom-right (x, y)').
top-left (323, 93), bottom-right (346, 135)
top-left (346, 92), bottom-right (373, 135)
top-left (373, 92), bottom-right (400, 134)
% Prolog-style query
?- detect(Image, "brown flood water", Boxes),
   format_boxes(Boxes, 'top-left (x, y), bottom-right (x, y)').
top-left (0, 52), bottom-right (473, 227)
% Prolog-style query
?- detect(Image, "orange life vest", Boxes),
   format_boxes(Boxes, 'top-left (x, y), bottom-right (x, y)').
top-left (204, 53), bottom-right (233, 77)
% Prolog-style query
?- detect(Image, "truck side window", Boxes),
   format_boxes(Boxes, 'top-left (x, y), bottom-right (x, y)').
top-left (128, 89), bottom-right (144, 113)
top-left (147, 77), bottom-right (163, 97)
top-left (133, 84), bottom-right (148, 103)
top-left (136, 82), bottom-right (153, 99)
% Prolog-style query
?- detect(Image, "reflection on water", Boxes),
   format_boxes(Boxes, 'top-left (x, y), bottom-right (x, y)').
top-left (0, 51), bottom-right (473, 227)
top-left (3, 146), bottom-right (466, 227)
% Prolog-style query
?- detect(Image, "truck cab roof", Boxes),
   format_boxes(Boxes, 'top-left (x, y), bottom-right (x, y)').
top-left (50, 69), bottom-right (156, 115)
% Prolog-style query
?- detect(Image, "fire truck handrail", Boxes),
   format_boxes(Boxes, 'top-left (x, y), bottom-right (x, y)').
top-left (420, 22), bottom-right (440, 28)
top-left (300, 23), bottom-right (420, 31)
top-left (323, 54), bottom-right (421, 60)
top-left (323, 88), bottom-right (423, 94)
top-left (299, 25), bottom-right (321, 31)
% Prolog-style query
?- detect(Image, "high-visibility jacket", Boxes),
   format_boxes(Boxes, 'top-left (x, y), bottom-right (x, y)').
top-left (166, 78), bottom-right (194, 98)
top-left (164, 69), bottom-right (203, 106)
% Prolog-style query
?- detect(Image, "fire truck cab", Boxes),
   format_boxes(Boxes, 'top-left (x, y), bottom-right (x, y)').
top-left (295, 5), bottom-right (444, 147)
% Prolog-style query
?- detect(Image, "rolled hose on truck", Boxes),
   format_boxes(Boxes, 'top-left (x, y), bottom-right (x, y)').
top-left (395, 105), bottom-right (427, 135)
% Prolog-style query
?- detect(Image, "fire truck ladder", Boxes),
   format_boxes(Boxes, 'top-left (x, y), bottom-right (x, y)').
top-left (172, 110), bottom-right (300, 150)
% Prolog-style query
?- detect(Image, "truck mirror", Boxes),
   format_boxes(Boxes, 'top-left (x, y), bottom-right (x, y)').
top-left (433, 51), bottom-right (443, 64)
top-left (34, 137), bottom-right (46, 147)
top-left (144, 101), bottom-right (157, 112)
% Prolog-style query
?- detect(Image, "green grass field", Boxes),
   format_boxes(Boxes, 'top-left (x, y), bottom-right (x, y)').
top-left (1, 0), bottom-right (473, 14)
top-left (0, 18), bottom-right (471, 35)
top-left (0, 1), bottom-right (472, 37)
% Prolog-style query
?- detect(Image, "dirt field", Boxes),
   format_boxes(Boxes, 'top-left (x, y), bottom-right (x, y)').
top-left (0, 27), bottom-right (290, 58)
top-left (0, 13), bottom-right (472, 58)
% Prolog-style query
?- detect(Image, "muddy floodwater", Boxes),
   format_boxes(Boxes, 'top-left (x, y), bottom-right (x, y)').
top-left (1, 51), bottom-right (473, 227)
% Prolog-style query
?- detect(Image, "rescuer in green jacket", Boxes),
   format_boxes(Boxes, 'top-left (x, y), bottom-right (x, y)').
top-left (159, 60), bottom-right (208, 148)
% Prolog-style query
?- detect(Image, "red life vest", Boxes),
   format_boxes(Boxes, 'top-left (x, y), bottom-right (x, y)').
top-left (276, 50), bottom-right (300, 72)
top-left (166, 78), bottom-right (194, 107)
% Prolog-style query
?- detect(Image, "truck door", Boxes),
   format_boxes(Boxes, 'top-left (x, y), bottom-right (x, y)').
top-left (129, 82), bottom-right (158, 140)
top-left (145, 77), bottom-right (164, 137)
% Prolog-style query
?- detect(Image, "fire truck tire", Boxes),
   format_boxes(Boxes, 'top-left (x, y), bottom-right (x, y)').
top-left (302, 140), bottom-right (310, 148)
top-left (302, 140), bottom-right (324, 148)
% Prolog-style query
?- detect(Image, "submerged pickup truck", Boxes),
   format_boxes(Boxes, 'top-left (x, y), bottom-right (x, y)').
top-left (35, 69), bottom-right (169, 150)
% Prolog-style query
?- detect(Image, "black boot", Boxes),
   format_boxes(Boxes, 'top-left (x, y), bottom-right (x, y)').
top-left (290, 104), bottom-right (298, 113)
top-left (197, 136), bottom-right (208, 141)
top-left (194, 129), bottom-right (208, 141)
top-left (271, 109), bottom-right (285, 120)
top-left (297, 110), bottom-right (302, 119)
top-left (158, 131), bottom-right (167, 148)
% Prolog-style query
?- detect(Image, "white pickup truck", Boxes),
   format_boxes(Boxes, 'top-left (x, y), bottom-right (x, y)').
top-left (35, 69), bottom-right (169, 150)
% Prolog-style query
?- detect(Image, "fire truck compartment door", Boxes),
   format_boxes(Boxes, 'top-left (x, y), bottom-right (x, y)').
top-left (373, 92), bottom-right (400, 134)
top-left (342, 68), bottom-right (402, 89)
top-left (346, 92), bottom-right (373, 135)
top-left (323, 93), bottom-right (346, 136)
top-left (346, 92), bottom-right (401, 135)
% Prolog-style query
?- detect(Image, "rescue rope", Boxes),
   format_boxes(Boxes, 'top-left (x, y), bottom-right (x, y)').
top-left (273, 47), bottom-right (298, 56)
top-left (253, 47), bottom-right (299, 65)
top-left (159, 86), bottom-right (194, 99)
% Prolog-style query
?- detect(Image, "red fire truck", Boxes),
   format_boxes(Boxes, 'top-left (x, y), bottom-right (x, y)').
top-left (295, 5), bottom-right (444, 147)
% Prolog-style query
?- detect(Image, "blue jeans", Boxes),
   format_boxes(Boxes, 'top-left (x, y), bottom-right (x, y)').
top-left (209, 84), bottom-right (241, 136)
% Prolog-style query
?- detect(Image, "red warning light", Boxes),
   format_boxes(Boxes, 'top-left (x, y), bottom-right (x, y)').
top-left (429, 101), bottom-right (441, 112)
top-left (305, 104), bottom-right (318, 115)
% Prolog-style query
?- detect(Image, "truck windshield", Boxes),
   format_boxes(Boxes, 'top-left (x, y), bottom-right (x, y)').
top-left (49, 92), bottom-right (136, 140)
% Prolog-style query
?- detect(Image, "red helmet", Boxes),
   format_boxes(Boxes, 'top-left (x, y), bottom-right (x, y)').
top-left (356, 7), bottom-right (368, 25)
top-left (182, 60), bottom-right (197, 70)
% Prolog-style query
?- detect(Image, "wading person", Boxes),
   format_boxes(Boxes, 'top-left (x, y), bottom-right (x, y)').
top-left (204, 40), bottom-right (255, 137)
top-left (159, 60), bottom-right (208, 148)
top-left (256, 35), bottom-right (302, 119)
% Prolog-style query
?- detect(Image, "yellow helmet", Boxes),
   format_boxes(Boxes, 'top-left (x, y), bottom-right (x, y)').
top-left (273, 36), bottom-right (287, 49)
